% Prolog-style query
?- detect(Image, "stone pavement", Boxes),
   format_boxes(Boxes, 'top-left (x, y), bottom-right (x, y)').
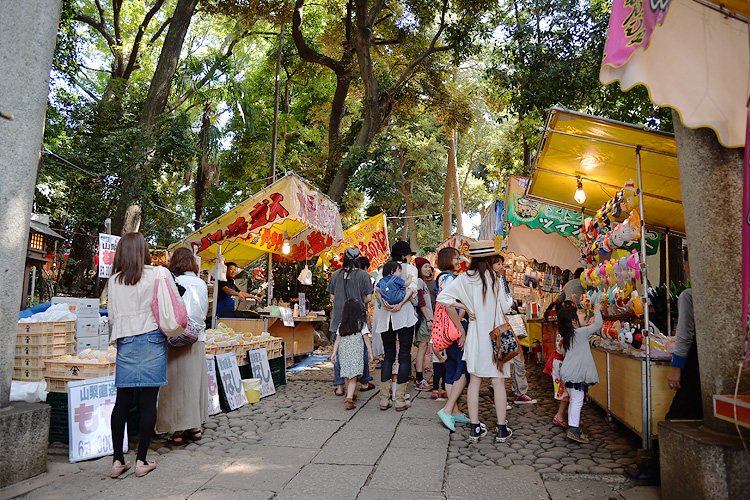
top-left (1, 349), bottom-right (661, 500)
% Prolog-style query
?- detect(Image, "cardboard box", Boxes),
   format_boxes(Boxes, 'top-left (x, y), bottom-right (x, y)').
top-left (52, 297), bottom-right (100, 318)
top-left (99, 334), bottom-right (110, 349)
top-left (76, 338), bottom-right (98, 353)
top-left (75, 318), bottom-right (99, 338)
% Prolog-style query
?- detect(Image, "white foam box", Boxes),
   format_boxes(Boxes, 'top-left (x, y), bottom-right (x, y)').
top-left (99, 334), bottom-right (110, 349)
top-left (52, 297), bottom-right (100, 318)
top-left (75, 318), bottom-right (99, 338)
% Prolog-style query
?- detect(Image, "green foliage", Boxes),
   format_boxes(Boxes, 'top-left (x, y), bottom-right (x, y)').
top-left (270, 260), bottom-right (332, 314)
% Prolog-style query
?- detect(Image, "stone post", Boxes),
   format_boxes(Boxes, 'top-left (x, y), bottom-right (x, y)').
top-left (0, 0), bottom-right (62, 488)
top-left (672, 110), bottom-right (750, 434)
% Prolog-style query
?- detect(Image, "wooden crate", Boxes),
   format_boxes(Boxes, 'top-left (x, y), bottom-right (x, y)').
top-left (16, 329), bottom-right (75, 347)
top-left (45, 377), bottom-right (69, 393)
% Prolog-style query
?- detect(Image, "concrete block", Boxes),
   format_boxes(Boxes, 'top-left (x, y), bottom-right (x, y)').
top-left (274, 463), bottom-right (371, 500)
top-left (0, 402), bottom-right (50, 488)
top-left (262, 419), bottom-right (343, 448)
top-left (659, 420), bottom-right (750, 500)
top-left (368, 447), bottom-right (445, 492)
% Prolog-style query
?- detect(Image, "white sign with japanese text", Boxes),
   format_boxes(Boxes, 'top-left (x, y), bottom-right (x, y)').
top-left (98, 234), bottom-right (121, 278)
top-left (247, 348), bottom-right (276, 398)
top-left (279, 306), bottom-right (294, 327)
top-left (67, 376), bottom-right (128, 463)
top-left (206, 355), bottom-right (221, 415)
top-left (214, 353), bottom-right (247, 411)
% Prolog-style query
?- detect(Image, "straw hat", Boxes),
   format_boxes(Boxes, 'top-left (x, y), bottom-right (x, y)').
top-left (468, 240), bottom-right (501, 258)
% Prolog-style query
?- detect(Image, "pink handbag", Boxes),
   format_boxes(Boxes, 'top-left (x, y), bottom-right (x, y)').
top-left (151, 267), bottom-right (188, 337)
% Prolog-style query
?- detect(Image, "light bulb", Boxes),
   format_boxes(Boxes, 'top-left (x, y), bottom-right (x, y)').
top-left (574, 179), bottom-right (586, 204)
top-left (282, 238), bottom-right (291, 255)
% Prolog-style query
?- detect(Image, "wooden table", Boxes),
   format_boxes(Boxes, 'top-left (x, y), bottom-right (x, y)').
top-left (587, 346), bottom-right (673, 437)
top-left (264, 315), bottom-right (325, 362)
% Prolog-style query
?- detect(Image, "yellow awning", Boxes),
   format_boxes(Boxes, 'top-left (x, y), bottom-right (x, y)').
top-left (525, 108), bottom-right (684, 235)
top-left (169, 172), bottom-right (344, 269)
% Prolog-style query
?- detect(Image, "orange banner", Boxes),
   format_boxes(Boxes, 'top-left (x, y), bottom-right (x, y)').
top-left (318, 213), bottom-right (389, 272)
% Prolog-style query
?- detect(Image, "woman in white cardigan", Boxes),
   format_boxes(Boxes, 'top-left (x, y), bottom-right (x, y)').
top-left (437, 240), bottom-right (514, 443)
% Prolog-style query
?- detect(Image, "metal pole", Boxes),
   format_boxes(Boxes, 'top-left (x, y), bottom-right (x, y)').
top-left (52, 240), bottom-right (58, 296)
top-left (665, 230), bottom-right (672, 335)
top-left (269, 23), bottom-right (284, 183)
top-left (267, 252), bottom-right (273, 306)
top-left (636, 146), bottom-right (653, 450)
top-left (211, 244), bottom-right (221, 329)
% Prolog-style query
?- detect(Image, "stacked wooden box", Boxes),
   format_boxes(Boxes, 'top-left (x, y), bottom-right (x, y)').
top-left (14, 321), bottom-right (76, 381)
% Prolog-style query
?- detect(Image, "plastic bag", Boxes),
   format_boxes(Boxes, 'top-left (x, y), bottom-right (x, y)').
top-left (10, 380), bottom-right (47, 403)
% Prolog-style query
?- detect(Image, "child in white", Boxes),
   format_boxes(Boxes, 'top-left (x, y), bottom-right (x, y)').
top-left (331, 299), bottom-right (374, 410)
top-left (557, 301), bottom-right (603, 443)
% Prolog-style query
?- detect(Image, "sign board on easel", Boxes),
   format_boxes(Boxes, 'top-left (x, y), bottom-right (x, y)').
top-left (247, 347), bottom-right (276, 398)
top-left (279, 306), bottom-right (294, 327)
top-left (206, 355), bottom-right (221, 415)
top-left (215, 353), bottom-right (247, 410)
top-left (67, 376), bottom-right (128, 463)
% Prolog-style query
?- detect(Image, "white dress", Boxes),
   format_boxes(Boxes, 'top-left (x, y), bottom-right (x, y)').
top-left (437, 270), bottom-right (514, 378)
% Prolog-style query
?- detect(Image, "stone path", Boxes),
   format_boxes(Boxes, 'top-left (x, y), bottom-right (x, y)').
top-left (1, 348), bottom-right (660, 500)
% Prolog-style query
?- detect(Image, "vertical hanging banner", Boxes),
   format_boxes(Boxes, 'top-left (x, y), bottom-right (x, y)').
top-left (98, 234), bottom-right (121, 278)
top-left (206, 355), bottom-right (221, 415)
top-left (247, 348), bottom-right (276, 398)
top-left (214, 353), bottom-right (247, 411)
top-left (67, 376), bottom-right (128, 463)
top-left (601, 0), bottom-right (673, 68)
top-left (318, 213), bottom-right (390, 272)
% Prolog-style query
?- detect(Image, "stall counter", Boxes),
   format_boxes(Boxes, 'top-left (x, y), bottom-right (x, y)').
top-left (587, 346), bottom-right (673, 438)
top-left (264, 315), bottom-right (325, 364)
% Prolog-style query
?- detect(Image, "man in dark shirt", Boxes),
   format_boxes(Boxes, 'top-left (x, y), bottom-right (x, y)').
top-left (216, 262), bottom-right (254, 318)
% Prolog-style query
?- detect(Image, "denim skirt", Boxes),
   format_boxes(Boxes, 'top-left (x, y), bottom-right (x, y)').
top-left (115, 329), bottom-right (168, 388)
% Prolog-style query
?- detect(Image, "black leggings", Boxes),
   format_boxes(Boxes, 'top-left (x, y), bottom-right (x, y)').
top-left (432, 362), bottom-right (446, 390)
top-left (110, 386), bottom-right (159, 464)
top-left (381, 324), bottom-right (414, 384)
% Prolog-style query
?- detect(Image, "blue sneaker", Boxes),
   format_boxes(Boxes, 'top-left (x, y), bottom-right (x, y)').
top-left (437, 409), bottom-right (456, 431)
top-left (452, 413), bottom-right (471, 424)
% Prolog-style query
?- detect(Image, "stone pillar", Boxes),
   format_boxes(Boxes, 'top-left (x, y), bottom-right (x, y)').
top-left (672, 110), bottom-right (750, 434)
top-left (0, 0), bottom-right (62, 406)
top-left (0, 0), bottom-right (62, 488)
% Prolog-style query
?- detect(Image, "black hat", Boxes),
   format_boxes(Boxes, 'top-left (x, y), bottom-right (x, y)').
top-left (391, 241), bottom-right (414, 259)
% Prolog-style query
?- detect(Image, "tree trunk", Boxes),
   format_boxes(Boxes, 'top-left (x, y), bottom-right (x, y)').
top-left (113, 0), bottom-right (199, 235)
top-left (451, 130), bottom-right (464, 234)
top-left (194, 104), bottom-right (213, 230)
top-left (443, 127), bottom-right (456, 240)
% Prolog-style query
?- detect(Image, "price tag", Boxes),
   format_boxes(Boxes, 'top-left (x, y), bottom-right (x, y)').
top-left (214, 353), bottom-right (247, 411)
top-left (67, 376), bottom-right (128, 463)
top-left (247, 348), bottom-right (276, 398)
top-left (279, 306), bottom-right (295, 327)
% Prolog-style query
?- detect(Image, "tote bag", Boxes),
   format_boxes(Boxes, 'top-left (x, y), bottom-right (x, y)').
top-left (431, 304), bottom-right (462, 351)
top-left (151, 266), bottom-right (188, 337)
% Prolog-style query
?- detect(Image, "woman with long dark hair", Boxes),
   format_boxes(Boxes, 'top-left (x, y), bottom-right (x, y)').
top-left (108, 233), bottom-right (178, 478)
top-left (437, 240), bottom-right (514, 443)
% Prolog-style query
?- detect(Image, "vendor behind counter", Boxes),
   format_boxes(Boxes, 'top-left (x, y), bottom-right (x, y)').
top-left (217, 262), bottom-right (257, 317)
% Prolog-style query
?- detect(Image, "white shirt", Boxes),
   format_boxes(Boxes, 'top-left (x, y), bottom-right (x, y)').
top-left (175, 272), bottom-right (209, 342)
top-left (437, 270), bottom-right (514, 378)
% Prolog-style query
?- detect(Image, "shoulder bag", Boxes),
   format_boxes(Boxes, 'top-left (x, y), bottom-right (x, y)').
top-left (151, 266), bottom-right (188, 337)
top-left (489, 301), bottom-right (520, 369)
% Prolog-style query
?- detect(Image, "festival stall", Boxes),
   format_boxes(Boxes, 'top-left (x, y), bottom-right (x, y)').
top-left (524, 107), bottom-right (685, 448)
top-left (169, 172), bottom-right (344, 362)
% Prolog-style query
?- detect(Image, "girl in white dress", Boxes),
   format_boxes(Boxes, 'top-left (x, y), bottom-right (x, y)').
top-left (437, 240), bottom-right (514, 443)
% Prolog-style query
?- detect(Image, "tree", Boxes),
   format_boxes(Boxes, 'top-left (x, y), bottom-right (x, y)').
top-left (293, 0), bottom-right (497, 204)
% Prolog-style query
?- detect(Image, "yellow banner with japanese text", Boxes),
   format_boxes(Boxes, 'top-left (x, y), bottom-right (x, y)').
top-left (318, 213), bottom-right (389, 272)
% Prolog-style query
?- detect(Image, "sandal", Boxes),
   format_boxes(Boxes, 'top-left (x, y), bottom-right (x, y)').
top-left (344, 398), bottom-right (356, 410)
top-left (334, 387), bottom-right (344, 396)
top-left (110, 460), bottom-right (131, 478)
top-left (183, 429), bottom-right (202, 441)
top-left (167, 432), bottom-right (186, 446)
top-left (359, 382), bottom-right (376, 391)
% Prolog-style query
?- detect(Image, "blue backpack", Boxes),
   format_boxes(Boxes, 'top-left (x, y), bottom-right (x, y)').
top-left (378, 275), bottom-right (406, 305)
